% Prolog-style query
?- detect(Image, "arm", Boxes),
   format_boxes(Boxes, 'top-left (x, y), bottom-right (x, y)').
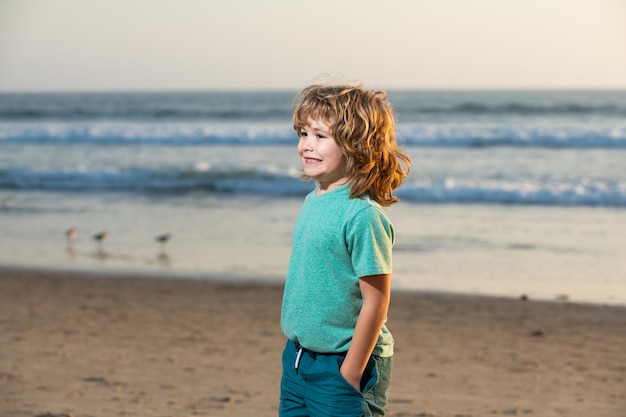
top-left (340, 273), bottom-right (391, 390)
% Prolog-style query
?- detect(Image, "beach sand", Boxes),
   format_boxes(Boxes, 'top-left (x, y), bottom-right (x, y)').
top-left (1, 268), bottom-right (624, 417)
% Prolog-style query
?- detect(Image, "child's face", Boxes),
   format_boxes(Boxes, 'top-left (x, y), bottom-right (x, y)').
top-left (297, 117), bottom-right (347, 193)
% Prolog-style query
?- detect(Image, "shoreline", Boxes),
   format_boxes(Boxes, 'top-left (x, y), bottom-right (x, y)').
top-left (2, 262), bottom-right (625, 308)
top-left (2, 196), bottom-right (626, 308)
top-left (1, 267), bottom-right (625, 417)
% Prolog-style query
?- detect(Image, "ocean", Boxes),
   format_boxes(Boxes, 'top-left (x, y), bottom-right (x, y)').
top-left (1, 90), bottom-right (625, 305)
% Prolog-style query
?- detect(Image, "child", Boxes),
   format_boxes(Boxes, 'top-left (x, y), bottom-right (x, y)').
top-left (280, 83), bottom-right (411, 417)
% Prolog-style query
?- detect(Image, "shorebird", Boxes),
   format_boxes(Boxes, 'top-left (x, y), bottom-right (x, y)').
top-left (155, 233), bottom-right (172, 249)
top-left (156, 233), bottom-right (171, 243)
top-left (66, 226), bottom-right (77, 243)
top-left (66, 226), bottom-right (78, 255)
top-left (93, 231), bottom-right (108, 250)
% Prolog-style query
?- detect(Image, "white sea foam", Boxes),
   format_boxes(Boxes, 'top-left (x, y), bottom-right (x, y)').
top-left (2, 91), bottom-right (626, 303)
top-left (2, 122), bottom-right (626, 148)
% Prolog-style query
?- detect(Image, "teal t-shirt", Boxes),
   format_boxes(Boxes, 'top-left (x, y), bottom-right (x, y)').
top-left (280, 184), bottom-right (395, 357)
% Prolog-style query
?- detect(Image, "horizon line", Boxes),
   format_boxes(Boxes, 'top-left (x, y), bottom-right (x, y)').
top-left (2, 86), bottom-right (626, 95)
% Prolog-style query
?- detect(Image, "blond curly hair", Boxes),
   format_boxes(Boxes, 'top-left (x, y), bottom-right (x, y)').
top-left (293, 84), bottom-right (411, 206)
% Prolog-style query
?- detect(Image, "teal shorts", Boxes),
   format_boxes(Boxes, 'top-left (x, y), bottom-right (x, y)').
top-left (279, 339), bottom-right (393, 417)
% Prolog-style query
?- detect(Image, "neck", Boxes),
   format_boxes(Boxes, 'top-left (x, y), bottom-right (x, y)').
top-left (316, 180), bottom-right (348, 195)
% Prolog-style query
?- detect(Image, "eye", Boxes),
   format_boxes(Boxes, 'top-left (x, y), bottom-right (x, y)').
top-left (298, 130), bottom-right (307, 137)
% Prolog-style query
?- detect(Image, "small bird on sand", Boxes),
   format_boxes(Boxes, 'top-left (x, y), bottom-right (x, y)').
top-left (66, 226), bottom-right (77, 242)
top-left (93, 231), bottom-right (108, 250)
top-left (155, 233), bottom-right (172, 250)
top-left (65, 226), bottom-right (78, 254)
top-left (156, 233), bottom-right (171, 244)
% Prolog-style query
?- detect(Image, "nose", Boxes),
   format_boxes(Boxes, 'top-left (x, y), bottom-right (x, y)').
top-left (298, 135), bottom-right (313, 152)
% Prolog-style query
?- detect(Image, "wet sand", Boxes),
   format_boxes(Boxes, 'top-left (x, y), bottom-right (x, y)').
top-left (1, 267), bottom-right (624, 417)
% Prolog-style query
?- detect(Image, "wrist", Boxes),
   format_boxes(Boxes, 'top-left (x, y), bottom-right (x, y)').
top-left (340, 365), bottom-right (362, 389)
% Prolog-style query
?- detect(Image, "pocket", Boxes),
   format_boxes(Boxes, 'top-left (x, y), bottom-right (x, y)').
top-left (281, 340), bottom-right (298, 376)
top-left (360, 356), bottom-right (379, 393)
top-left (336, 355), bottom-right (379, 394)
top-left (331, 357), bottom-right (361, 395)
top-left (282, 340), bottom-right (294, 363)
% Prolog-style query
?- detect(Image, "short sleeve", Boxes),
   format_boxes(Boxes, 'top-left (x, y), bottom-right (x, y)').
top-left (346, 206), bottom-right (395, 278)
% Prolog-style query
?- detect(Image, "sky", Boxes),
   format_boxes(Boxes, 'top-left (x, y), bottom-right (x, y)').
top-left (1, 0), bottom-right (625, 92)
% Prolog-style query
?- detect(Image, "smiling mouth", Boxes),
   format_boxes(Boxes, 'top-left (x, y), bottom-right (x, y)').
top-left (304, 158), bottom-right (321, 164)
